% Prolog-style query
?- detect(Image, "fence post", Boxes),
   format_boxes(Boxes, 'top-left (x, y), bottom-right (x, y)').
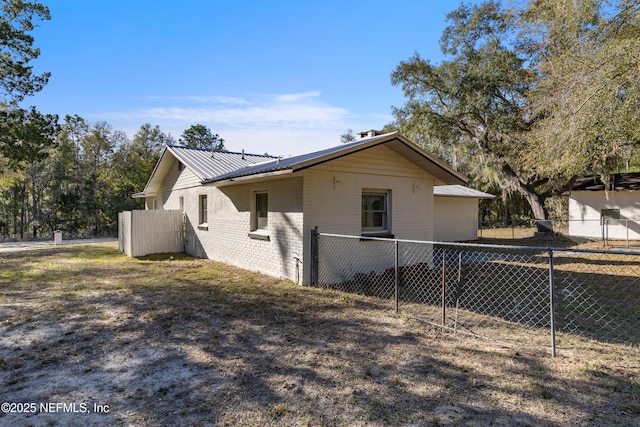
top-left (441, 250), bottom-right (446, 327)
top-left (394, 239), bottom-right (399, 314)
top-left (626, 219), bottom-right (630, 248)
top-left (548, 249), bottom-right (557, 358)
top-left (310, 227), bottom-right (318, 286)
top-left (454, 252), bottom-right (462, 337)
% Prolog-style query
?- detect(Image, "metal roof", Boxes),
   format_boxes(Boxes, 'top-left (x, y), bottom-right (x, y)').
top-left (166, 146), bottom-right (275, 181)
top-left (205, 132), bottom-right (468, 185)
top-left (136, 133), bottom-right (468, 197)
top-left (572, 172), bottom-right (640, 192)
top-left (434, 185), bottom-right (495, 199)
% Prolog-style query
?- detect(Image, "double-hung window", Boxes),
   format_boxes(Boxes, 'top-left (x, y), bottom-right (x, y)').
top-left (362, 191), bottom-right (390, 235)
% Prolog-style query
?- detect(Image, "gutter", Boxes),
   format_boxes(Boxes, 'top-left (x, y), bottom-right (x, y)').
top-left (208, 169), bottom-right (294, 186)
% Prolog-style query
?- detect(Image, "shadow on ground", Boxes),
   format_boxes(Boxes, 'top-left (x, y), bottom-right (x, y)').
top-left (0, 245), bottom-right (638, 426)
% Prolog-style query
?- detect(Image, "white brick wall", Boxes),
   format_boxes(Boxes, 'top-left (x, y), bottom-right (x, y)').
top-left (159, 176), bottom-right (304, 283)
top-left (301, 145), bottom-right (436, 285)
top-left (150, 144), bottom-right (443, 285)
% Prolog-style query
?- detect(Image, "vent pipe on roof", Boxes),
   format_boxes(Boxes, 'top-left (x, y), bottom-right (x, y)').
top-left (242, 149), bottom-right (245, 160)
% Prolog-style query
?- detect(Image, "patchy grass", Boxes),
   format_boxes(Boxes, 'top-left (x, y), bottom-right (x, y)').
top-left (0, 243), bottom-right (639, 426)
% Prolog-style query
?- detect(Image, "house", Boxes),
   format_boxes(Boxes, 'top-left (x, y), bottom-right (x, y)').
top-left (131, 132), bottom-right (468, 284)
top-left (433, 185), bottom-right (495, 241)
top-left (568, 172), bottom-right (640, 240)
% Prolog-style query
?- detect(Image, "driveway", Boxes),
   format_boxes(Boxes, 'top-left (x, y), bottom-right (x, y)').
top-left (0, 238), bottom-right (117, 253)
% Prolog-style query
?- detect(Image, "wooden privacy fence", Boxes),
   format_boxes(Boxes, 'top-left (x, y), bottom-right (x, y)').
top-left (118, 210), bottom-right (184, 257)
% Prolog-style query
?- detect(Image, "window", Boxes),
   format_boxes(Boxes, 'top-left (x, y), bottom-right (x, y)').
top-left (362, 191), bottom-right (390, 234)
top-left (601, 208), bottom-right (620, 225)
top-left (254, 192), bottom-right (268, 230)
top-left (249, 192), bottom-right (269, 240)
top-left (199, 195), bottom-right (208, 226)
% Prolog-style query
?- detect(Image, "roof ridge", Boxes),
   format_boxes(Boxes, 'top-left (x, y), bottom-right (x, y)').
top-left (167, 144), bottom-right (276, 158)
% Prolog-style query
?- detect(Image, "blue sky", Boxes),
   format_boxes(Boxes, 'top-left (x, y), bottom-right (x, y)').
top-left (27, 1), bottom-right (476, 156)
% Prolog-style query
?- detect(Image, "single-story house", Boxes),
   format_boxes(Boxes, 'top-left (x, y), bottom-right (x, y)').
top-left (433, 185), bottom-right (495, 241)
top-left (568, 172), bottom-right (640, 240)
top-left (130, 132), bottom-right (470, 284)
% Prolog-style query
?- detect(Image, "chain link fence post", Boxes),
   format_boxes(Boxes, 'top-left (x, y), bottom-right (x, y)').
top-left (394, 238), bottom-right (399, 314)
top-left (310, 226), bottom-right (318, 286)
top-left (441, 250), bottom-right (446, 327)
top-left (549, 249), bottom-right (557, 358)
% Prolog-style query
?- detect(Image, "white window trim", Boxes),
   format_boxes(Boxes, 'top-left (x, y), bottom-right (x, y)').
top-left (198, 194), bottom-right (208, 230)
top-left (249, 191), bottom-right (270, 240)
top-left (362, 190), bottom-right (392, 236)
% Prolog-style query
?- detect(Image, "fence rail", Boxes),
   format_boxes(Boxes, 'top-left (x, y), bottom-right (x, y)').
top-left (479, 218), bottom-right (640, 247)
top-left (312, 231), bottom-right (640, 356)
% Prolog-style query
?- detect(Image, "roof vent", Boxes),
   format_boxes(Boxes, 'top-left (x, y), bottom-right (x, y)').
top-left (241, 149), bottom-right (245, 160)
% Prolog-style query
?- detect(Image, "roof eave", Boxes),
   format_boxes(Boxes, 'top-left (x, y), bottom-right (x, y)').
top-left (207, 169), bottom-right (294, 186)
top-left (287, 132), bottom-right (467, 185)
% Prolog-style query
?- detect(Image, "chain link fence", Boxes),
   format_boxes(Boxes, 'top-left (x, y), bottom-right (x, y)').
top-left (311, 231), bottom-right (640, 355)
top-left (479, 218), bottom-right (640, 248)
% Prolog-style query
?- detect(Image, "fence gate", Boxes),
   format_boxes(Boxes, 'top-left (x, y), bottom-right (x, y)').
top-left (118, 210), bottom-right (184, 257)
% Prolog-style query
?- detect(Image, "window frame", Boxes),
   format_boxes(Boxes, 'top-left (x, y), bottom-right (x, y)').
top-left (253, 192), bottom-right (268, 231)
top-left (601, 208), bottom-right (620, 226)
top-left (361, 190), bottom-right (391, 236)
top-left (198, 194), bottom-right (208, 227)
top-left (249, 191), bottom-right (270, 241)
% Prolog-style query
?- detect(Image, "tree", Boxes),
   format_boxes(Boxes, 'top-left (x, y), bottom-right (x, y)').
top-left (0, 106), bottom-right (59, 169)
top-left (521, 0), bottom-right (640, 180)
top-left (179, 124), bottom-right (225, 150)
top-left (109, 123), bottom-right (173, 213)
top-left (340, 129), bottom-right (356, 143)
top-left (0, 0), bottom-right (51, 107)
top-left (391, 1), bottom-right (551, 219)
top-left (0, 0), bottom-right (57, 176)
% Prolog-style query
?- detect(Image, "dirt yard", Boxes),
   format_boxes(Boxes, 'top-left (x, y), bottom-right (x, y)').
top-left (1, 243), bottom-right (638, 426)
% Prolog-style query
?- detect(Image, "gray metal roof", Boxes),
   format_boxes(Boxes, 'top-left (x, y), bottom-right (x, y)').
top-left (137, 133), bottom-right (468, 197)
top-left (434, 185), bottom-right (495, 199)
top-left (167, 145), bottom-right (275, 181)
top-left (205, 132), bottom-right (468, 185)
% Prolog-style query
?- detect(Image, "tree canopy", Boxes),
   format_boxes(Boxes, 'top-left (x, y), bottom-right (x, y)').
top-left (0, 0), bottom-right (50, 107)
top-left (0, 0), bottom-right (57, 171)
top-left (179, 124), bottom-right (226, 151)
top-left (391, 0), bottom-right (640, 220)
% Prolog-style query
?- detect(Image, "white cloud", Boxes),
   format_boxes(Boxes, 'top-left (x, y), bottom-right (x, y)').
top-left (140, 103), bottom-right (347, 127)
top-left (145, 95), bottom-right (250, 104)
top-left (273, 91), bottom-right (321, 103)
top-left (103, 91), bottom-right (388, 156)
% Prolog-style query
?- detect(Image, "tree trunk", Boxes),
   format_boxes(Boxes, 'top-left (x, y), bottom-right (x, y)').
top-left (31, 174), bottom-right (38, 239)
top-left (20, 182), bottom-right (26, 239)
top-left (502, 188), bottom-right (510, 226)
top-left (498, 163), bottom-right (547, 220)
top-left (519, 185), bottom-right (546, 219)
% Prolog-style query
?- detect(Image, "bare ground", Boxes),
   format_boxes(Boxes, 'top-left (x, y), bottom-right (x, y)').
top-left (0, 243), bottom-right (639, 426)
